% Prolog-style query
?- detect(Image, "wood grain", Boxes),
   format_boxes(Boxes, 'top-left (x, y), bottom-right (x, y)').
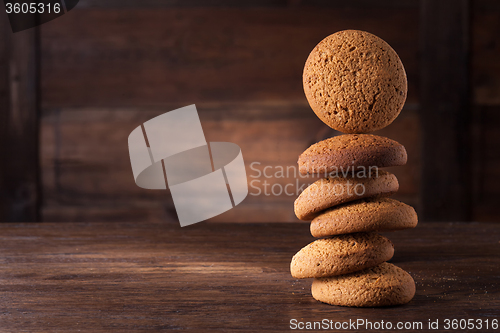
top-left (30, 2), bottom-right (499, 223)
top-left (40, 103), bottom-right (420, 223)
top-left (0, 221), bottom-right (498, 331)
top-left (40, 7), bottom-right (419, 107)
top-left (470, 1), bottom-right (500, 222)
top-left (419, 0), bottom-right (471, 221)
top-left (472, 0), bottom-right (500, 105)
top-left (75, 0), bottom-right (419, 9)
top-left (36, 5), bottom-right (423, 223)
top-left (470, 105), bottom-right (500, 222)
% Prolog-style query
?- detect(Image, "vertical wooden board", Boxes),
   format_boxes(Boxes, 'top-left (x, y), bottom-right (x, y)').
top-left (419, 0), bottom-right (471, 221)
top-left (0, 16), bottom-right (39, 222)
top-left (470, 105), bottom-right (500, 222)
top-left (470, 1), bottom-right (500, 221)
top-left (472, 0), bottom-right (500, 105)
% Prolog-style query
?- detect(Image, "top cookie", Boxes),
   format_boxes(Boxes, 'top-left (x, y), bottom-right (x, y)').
top-left (303, 30), bottom-right (407, 133)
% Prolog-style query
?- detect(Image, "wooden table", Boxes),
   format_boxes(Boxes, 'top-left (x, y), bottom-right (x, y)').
top-left (0, 222), bottom-right (498, 332)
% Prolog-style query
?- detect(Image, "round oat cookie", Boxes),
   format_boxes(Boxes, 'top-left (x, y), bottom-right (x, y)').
top-left (303, 30), bottom-right (407, 133)
top-left (298, 134), bottom-right (407, 175)
top-left (311, 262), bottom-right (415, 307)
top-left (294, 170), bottom-right (398, 221)
top-left (290, 232), bottom-right (393, 279)
top-left (311, 198), bottom-right (417, 237)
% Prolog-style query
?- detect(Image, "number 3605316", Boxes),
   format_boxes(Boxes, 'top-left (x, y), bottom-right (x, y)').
top-left (5, 2), bottom-right (61, 14)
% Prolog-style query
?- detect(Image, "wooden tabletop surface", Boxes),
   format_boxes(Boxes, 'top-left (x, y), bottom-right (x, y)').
top-left (0, 222), bottom-right (498, 332)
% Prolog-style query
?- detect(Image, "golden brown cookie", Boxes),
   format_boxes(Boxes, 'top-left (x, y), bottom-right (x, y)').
top-left (303, 30), bottom-right (407, 133)
top-left (290, 233), bottom-right (393, 279)
top-left (294, 170), bottom-right (398, 221)
top-left (311, 262), bottom-right (415, 307)
top-left (298, 134), bottom-right (407, 175)
top-left (311, 198), bottom-right (417, 237)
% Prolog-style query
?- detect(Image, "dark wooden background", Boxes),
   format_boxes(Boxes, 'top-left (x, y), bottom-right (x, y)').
top-left (0, 0), bottom-right (499, 223)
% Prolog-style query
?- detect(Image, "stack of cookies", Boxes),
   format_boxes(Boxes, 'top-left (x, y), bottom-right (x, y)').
top-left (290, 30), bottom-right (418, 307)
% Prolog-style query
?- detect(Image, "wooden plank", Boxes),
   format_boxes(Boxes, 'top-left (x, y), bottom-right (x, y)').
top-left (74, 0), bottom-right (419, 8)
top-left (40, 104), bottom-right (420, 222)
top-left (472, 0), bottom-right (500, 105)
top-left (40, 103), bottom-right (326, 223)
top-left (40, 7), bottom-right (419, 108)
top-left (419, 0), bottom-right (471, 221)
top-left (0, 221), bottom-right (499, 331)
top-left (470, 1), bottom-right (500, 221)
top-left (0, 15), bottom-right (40, 221)
top-left (470, 105), bottom-right (500, 222)
top-left (38, 5), bottom-right (421, 223)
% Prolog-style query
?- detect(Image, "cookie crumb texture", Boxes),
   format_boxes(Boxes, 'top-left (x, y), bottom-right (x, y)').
top-left (311, 198), bottom-right (418, 237)
top-left (294, 170), bottom-right (399, 221)
top-left (303, 30), bottom-right (407, 133)
top-left (311, 262), bottom-right (415, 307)
top-left (298, 134), bottom-right (407, 175)
top-left (290, 233), bottom-right (394, 278)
